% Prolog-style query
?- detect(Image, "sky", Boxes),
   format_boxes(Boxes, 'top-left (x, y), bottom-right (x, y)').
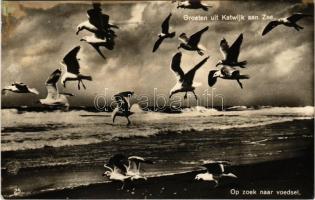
top-left (1, 0), bottom-right (314, 107)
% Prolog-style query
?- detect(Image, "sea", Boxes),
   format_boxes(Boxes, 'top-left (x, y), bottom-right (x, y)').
top-left (1, 105), bottom-right (314, 198)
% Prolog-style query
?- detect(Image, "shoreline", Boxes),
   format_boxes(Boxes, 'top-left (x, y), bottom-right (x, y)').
top-left (20, 153), bottom-right (314, 199)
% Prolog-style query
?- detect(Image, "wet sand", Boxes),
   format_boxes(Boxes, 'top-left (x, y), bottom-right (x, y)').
top-left (24, 152), bottom-right (314, 199)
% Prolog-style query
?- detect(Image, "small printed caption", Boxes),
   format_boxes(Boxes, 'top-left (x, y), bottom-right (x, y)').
top-left (230, 189), bottom-right (301, 197)
top-left (183, 14), bottom-right (274, 21)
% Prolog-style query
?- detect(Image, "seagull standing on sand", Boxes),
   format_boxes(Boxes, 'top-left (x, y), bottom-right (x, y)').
top-left (178, 26), bottom-right (209, 56)
top-left (195, 161), bottom-right (237, 187)
top-left (262, 13), bottom-right (311, 36)
top-left (60, 46), bottom-right (92, 90)
top-left (208, 66), bottom-right (249, 89)
top-left (153, 13), bottom-right (176, 52)
top-left (176, 0), bottom-right (212, 11)
top-left (103, 154), bottom-right (131, 189)
top-left (169, 52), bottom-right (209, 100)
top-left (126, 156), bottom-right (154, 180)
top-left (39, 69), bottom-right (74, 108)
top-left (112, 91), bottom-right (134, 126)
top-left (2, 82), bottom-right (39, 95)
top-left (216, 33), bottom-right (247, 68)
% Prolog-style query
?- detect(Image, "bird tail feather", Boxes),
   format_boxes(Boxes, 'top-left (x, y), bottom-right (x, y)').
top-left (80, 75), bottom-right (92, 81)
top-left (238, 75), bottom-right (250, 79)
top-left (29, 88), bottom-right (39, 95)
top-left (169, 32), bottom-right (176, 38)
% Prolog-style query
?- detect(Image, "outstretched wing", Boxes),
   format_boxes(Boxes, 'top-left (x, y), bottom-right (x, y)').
top-left (45, 69), bottom-right (61, 99)
top-left (114, 91), bottom-right (134, 110)
top-left (208, 70), bottom-right (218, 87)
top-left (219, 38), bottom-right (229, 59)
top-left (161, 13), bottom-right (172, 34)
top-left (287, 13), bottom-right (311, 23)
top-left (262, 21), bottom-right (280, 36)
top-left (63, 46), bottom-right (80, 74)
top-left (14, 83), bottom-right (28, 91)
top-left (108, 154), bottom-right (128, 174)
top-left (87, 3), bottom-right (109, 30)
top-left (152, 37), bottom-right (165, 52)
top-left (226, 33), bottom-right (243, 62)
top-left (185, 56), bottom-right (209, 85)
top-left (187, 26), bottom-right (209, 47)
top-left (202, 163), bottom-right (224, 174)
top-left (171, 52), bottom-right (185, 81)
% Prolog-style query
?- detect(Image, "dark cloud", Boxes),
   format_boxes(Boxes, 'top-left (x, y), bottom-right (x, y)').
top-left (1, 0), bottom-right (314, 107)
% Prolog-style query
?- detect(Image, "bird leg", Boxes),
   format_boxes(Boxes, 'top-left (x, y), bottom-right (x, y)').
top-left (126, 117), bottom-right (131, 126)
top-left (184, 92), bottom-right (188, 99)
top-left (77, 81), bottom-right (81, 90)
top-left (81, 80), bottom-right (86, 90)
top-left (63, 81), bottom-right (66, 88)
top-left (192, 91), bottom-right (198, 100)
top-left (236, 79), bottom-right (243, 89)
top-left (120, 181), bottom-right (125, 190)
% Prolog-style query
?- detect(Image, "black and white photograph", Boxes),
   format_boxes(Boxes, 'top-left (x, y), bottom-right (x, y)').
top-left (1, 0), bottom-right (314, 199)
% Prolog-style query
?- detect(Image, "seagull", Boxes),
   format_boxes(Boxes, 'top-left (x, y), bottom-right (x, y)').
top-left (2, 82), bottom-right (39, 95)
top-left (126, 156), bottom-right (154, 180)
top-left (195, 161), bottom-right (237, 187)
top-left (208, 66), bottom-right (249, 89)
top-left (76, 3), bottom-right (118, 38)
top-left (112, 91), bottom-right (134, 126)
top-left (103, 154), bottom-right (131, 189)
top-left (262, 13), bottom-right (311, 36)
top-left (176, 0), bottom-right (212, 11)
top-left (216, 33), bottom-right (247, 68)
top-left (169, 52), bottom-right (209, 100)
top-left (39, 69), bottom-right (74, 108)
top-left (60, 46), bottom-right (92, 90)
top-left (178, 26), bottom-right (209, 56)
top-left (153, 13), bottom-right (176, 52)
top-left (80, 34), bottom-right (114, 60)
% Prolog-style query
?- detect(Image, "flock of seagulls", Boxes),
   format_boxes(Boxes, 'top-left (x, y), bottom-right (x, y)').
top-left (2, 3), bottom-right (117, 109)
top-left (2, 1), bottom-right (311, 121)
top-left (103, 154), bottom-right (237, 189)
top-left (103, 154), bottom-right (154, 189)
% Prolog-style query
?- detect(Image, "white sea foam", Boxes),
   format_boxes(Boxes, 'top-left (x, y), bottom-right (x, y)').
top-left (1, 106), bottom-right (313, 152)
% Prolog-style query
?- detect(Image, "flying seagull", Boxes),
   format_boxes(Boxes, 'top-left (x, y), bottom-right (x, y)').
top-left (195, 161), bottom-right (237, 187)
top-left (80, 34), bottom-right (114, 60)
top-left (112, 91), bottom-right (134, 126)
top-left (176, 0), bottom-right (212, 11)
top-left (103, 154), bottom-right (131, 189)
top-left (178, 26), bottom-right (209, 56)
top-left (126, 156), bottom-right (154, 180)
top-left (262, 13), bottom-right (311, 36)
top-left (217, 33), bottom-right (247, 68)
top-left (2, 82), bottom-right (39, 95)
top-left (153, 13), bottom-right (176, 52)
top-left (208, 66), bottom-right (249, 89)
top-left (39, 69), bottom-right (74, 108)
top-left (169, 52), bottom-right (209, 100)
top-left (76, 3), bottom-right (118, 38)
top-left (60, 46), bottom-right (92, 90)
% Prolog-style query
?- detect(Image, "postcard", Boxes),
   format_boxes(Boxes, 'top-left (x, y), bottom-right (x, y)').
top-left (1, 0), bottom-right (314, 199)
